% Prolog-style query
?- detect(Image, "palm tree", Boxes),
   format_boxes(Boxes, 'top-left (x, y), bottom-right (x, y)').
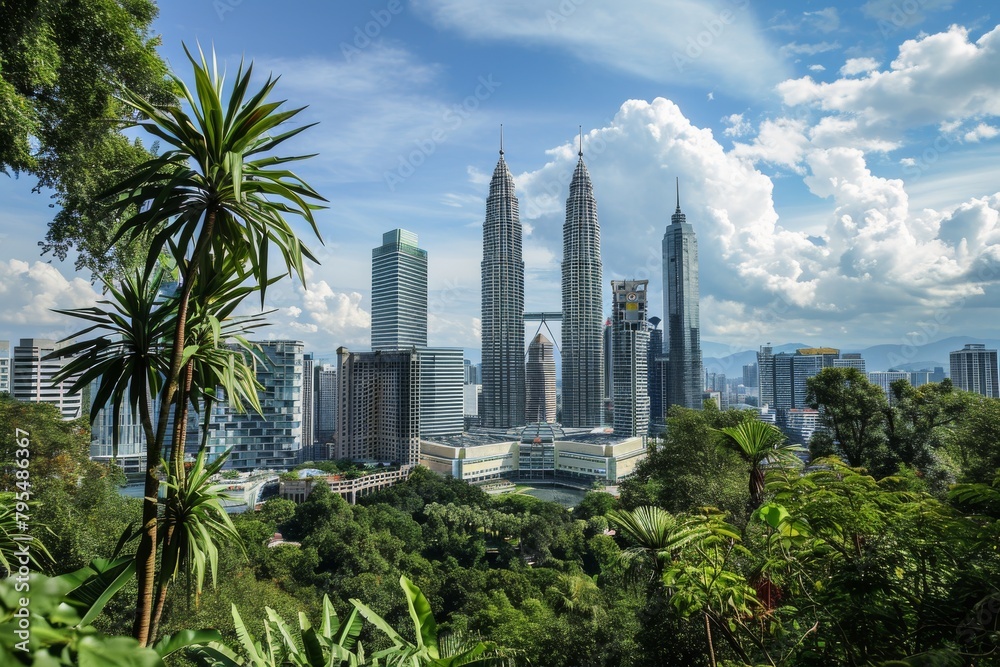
top-left (187, 595), bottom-right (364, 666)
top-left (63, 44), bottom-right (325, 645)
top-left (606, 505), bottom-right (715, 581)
top-left (351, 575), bottom-right (516, 666)
top-left (717, 420), bottom-right (804, 514)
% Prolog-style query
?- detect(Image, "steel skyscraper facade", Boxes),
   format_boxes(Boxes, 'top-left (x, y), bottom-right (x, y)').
top-left (662, 181), bottom-right (703, 410)
top-left (561, 144), bottom-right (604, 427)
top-left (481, 140), bottom-right (525, 428)
top-left (372, 229), bottom-right (428, 351)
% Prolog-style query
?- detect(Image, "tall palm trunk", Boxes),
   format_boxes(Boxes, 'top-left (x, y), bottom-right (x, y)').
top-left (134, 210), bottom-right (216, 646)
top-left (748, 465), bottom-right (766, 514)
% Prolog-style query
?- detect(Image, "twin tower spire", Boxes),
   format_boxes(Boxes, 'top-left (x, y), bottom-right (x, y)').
top-left (481, 128), bottom-right (698, 429)
top-left (481, 126), bottom-right (603, 429)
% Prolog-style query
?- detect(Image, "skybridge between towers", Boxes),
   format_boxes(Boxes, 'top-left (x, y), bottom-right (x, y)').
top-left (524, 312), bottom-right (563, 356)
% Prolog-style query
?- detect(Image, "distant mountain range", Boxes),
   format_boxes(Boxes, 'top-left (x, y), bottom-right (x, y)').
top-left (703, 336), bottom-right (1000, 375)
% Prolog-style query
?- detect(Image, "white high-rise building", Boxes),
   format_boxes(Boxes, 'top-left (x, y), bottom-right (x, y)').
top-left (612, 280), bottom-right (650, 437)
top-left (0, 340), bottom-right (10, 394)
top-left (561, 137), bottom-right (604, 427)
top-left (417, 348), bottom-right (464, 438)
top-left (950, 343), bottom-right (999, 398)
top-left (12, 338), bottom-right (82, 420)
top-left (372, 229), bottom-right (428, 351)
top-left (868, 371), bottom-right (912, 400)
top-left (481, 135), bottom-right (525, 428)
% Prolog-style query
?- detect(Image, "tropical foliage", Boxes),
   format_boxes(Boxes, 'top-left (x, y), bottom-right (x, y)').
top-left (48, 43), bottom-right (325, 647)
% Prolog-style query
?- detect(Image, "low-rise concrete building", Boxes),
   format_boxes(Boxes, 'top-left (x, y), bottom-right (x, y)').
top-left (279, 466), bottom-right (412, 504)
top-left (420, 424), bottom-right (647, 486)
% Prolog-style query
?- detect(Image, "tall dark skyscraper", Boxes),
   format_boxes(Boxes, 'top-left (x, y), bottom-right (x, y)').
top-left (481, 132), bottom-right (525, 428)
top-left (561, 134), bottom-right (604, 427)
top-left (662, 180), bottom-right (703, 410)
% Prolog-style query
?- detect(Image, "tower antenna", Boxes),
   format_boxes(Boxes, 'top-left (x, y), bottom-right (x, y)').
top-left (675, 177), bottom-right (680, 212)
top-left (500, 124), bottom-right (504, 156)
top-left (578, 125), bottom-right (583, 157)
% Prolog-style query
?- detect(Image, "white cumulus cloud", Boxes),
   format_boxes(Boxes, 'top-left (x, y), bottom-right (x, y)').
top-left (839, 56), bottom-right (880, 76)
top-left (0, 260), bottom-right (101, 331)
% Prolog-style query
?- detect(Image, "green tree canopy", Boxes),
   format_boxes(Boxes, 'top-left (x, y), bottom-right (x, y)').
top-left (0, 0), bottom-right (174, 276)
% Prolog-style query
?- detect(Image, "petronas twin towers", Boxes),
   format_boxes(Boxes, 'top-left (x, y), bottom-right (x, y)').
top-left (481, 131), bottom-right (604, 429)
top-left (480, 129), bottom-right (703, 430)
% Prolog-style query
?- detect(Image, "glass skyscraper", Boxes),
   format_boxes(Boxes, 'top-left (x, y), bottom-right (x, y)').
top-left (372, 229), bottom-right (428, 351)
top-left (662, 181), bottom-right (703, 410)
top-left (208, 339), bottom-right (305, 470)
top-left (481, 139), bottom-right (525, 428)
top-left (561, 144), bottom-right (604, 427)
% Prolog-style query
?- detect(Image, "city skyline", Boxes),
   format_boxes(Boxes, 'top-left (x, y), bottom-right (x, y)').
top-left (2, 1), bottom-right (1000, 356)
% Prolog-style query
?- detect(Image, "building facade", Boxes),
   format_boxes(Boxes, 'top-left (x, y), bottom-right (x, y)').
top-left (12, 338), bottom-right (82, 420)
top-left (371, 229), bottom-right (428, 351)
top-left (417, 347), bottom-right (465, 438)
top-left (950, 343), bottom-right (999, 398)
top-left (420, 425), bottom-right (647, 486)
top-left (560, 147), bottom-right (604, 427)
top-left (647, 321), bottom-right (666, 427)
top-left (208, 340), bottom-right (305, 470)
top-left (302, 352), bottom-right (315, 455)
top-left (314, 363), bottom-right (337, 446)
top-left (662, 182), bottom-right (703, 410)
top-left (481, 143), bottom-right (526, 428)
top-left (525, 333), bottom-right (557, 423)
top-left (611, 280), bottom-right (650, 437)
top-left (335, 347), bottom-right (420, 466)
top-left (868, 371), bottom-right (912, 400)
top-left (0, 340), bottom-right (9, 394)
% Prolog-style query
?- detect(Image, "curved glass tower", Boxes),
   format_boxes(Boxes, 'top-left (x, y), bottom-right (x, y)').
top-left (561, 140), bottom-right (604, 427)
top-left (481, 137), bottom-right (525, 428)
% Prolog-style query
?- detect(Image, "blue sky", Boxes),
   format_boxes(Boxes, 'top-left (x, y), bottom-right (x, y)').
top-left (2, 0), bottom-right (999, 363)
